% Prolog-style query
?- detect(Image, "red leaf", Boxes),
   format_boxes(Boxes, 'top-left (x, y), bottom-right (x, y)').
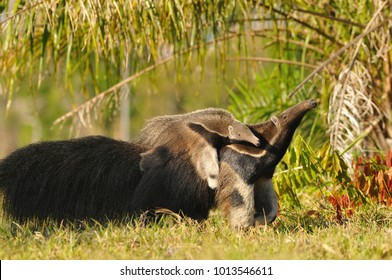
top-left (386, 150), bottom-right (392, 167)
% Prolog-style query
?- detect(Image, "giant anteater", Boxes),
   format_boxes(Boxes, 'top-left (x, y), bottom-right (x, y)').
top-left (0, 100), bottom-right (317, 226)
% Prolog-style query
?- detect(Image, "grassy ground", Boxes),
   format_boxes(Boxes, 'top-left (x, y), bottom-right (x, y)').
top-left (1, 204), bottom-right (391, 260)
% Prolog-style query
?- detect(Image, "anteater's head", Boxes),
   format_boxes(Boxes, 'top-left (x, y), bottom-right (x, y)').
top-left (250, 99), bottom-right (317, 161)
top-left (219, 99), bottom-right (317, 183)
top-left (228, 120), bottom-right (260, 147)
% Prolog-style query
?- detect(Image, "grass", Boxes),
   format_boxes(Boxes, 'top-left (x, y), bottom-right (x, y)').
top-left (1, 204), bottom-right (391, 260)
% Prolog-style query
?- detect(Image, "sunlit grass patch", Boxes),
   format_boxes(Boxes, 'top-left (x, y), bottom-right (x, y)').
top-left (0, 204), bottom-right (391, 260)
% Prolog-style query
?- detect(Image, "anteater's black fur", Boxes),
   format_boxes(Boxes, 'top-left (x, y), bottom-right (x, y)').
top-left (0, 136), bottom-right (216, 223)
top-left (0, 136), bottom-right (145, 222)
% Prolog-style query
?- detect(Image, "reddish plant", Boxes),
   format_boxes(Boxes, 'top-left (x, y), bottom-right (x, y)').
top-left (328, 151), bottom-right (392, 221)
top-left (328, 194), bottom-right (356, 222)
top-left (352, 150), bottom-right (392, 205)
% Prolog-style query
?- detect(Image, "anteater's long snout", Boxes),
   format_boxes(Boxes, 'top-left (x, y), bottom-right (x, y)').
top-left (276, 98), bottom-right (318, 126)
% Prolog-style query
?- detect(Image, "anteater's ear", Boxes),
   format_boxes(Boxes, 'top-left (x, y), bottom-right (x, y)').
top-left (228, 125), bottom-right (234, 138)
top-left (271, 116), bottom-right (279, 126)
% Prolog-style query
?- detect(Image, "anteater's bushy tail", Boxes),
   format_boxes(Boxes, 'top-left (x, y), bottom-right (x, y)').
top-left (0, 136), bottom-right (146, 222)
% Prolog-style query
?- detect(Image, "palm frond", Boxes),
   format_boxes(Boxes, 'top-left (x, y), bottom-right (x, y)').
top-left (328, 62), bottom-right (381, 164)
top-left (327, 1), bottom-right (389, 165)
